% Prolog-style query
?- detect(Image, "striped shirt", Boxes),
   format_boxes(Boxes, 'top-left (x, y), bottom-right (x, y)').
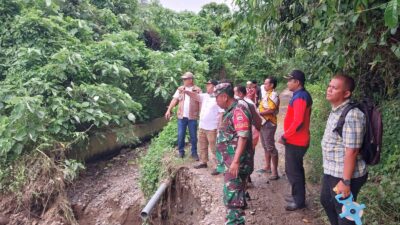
top-left (321, 100), bottom-right (367, 178)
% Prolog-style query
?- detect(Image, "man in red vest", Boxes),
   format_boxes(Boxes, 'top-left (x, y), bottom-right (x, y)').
top-left (278, 70), bottom-right (313, 211)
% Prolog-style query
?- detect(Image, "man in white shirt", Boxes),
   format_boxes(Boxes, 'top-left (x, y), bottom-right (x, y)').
top-left (165, 72), bottom-right (202, 159)
top-left (184, 80), bottom-right (224, 175)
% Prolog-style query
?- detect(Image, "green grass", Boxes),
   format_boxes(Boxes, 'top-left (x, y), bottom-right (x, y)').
top-left (305, 83), bottom-right (330, 183)
top-left (139, 117), bottom-right (179, 198)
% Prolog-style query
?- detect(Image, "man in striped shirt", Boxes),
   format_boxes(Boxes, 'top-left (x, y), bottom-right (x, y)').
top-left (320, 74), bottom-right (367, 225)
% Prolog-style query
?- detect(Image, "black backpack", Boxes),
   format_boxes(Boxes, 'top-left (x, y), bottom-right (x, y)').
top-left (333, 99), bottom-right (383, 165)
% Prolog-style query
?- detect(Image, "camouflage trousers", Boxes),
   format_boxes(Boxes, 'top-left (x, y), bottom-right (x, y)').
top-left (223, 172), bottom-right (248, 225)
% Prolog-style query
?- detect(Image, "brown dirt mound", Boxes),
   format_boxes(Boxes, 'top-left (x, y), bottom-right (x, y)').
top-left (0, 151), bottom-right (77, 225)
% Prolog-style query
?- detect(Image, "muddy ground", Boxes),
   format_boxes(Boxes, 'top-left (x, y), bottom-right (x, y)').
top-left (67, 147), bottom-right (145, 225)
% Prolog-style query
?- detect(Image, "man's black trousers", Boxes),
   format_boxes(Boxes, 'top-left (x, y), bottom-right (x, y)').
top-left (285, 143), bottom-right (308, 207)
top-left (320, 174), bottom-right (367, 225)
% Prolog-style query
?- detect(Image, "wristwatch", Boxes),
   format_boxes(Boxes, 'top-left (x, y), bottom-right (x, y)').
top-left (341, 179), bottom-right (351, 186)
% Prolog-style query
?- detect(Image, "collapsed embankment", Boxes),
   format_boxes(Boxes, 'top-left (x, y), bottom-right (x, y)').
top-left (0, 118), bottom-right (167, 225)
top-left (68, 150), bottom-right (209, 225)
top-left (0, 115), bottom-right (213, 225)
top-left (145, 167), bottom-right (209, 225)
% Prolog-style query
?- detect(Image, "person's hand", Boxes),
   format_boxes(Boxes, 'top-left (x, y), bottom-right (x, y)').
top-left (165, 110), bottom-right (171, 120)
top-left (277, 137), bottom-right (284, 145)
top-left (229, 161), bottom-right (240, 178)
top-left (335, 180), bottom-right (351, 198)
top-left (178, 86), bottom-right (185, 92)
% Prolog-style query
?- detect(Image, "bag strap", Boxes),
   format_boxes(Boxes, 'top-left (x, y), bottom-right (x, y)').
top-left (240, 99), bottom-right (254, 124)
top-left (333, 102), bottom-right (358, 137)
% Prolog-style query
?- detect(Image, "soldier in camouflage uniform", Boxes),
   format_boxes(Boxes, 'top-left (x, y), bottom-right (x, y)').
top-left (213, 82), bottom-right (254, 225)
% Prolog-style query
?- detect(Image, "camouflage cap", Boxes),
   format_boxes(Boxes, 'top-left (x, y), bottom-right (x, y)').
top-left (212, 82), bottom-right (231, 97)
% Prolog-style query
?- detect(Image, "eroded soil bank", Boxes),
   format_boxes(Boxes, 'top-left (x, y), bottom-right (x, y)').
top-left (67, 147), bottom-right (211, 225)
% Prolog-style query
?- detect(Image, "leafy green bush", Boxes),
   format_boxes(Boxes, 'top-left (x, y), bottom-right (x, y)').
top-left (0, 0), bottom-right (211, 192)
top-left (234, 0), bottom-right (400, 99)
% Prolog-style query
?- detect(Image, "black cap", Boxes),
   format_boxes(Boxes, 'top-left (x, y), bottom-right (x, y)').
top-left (284, 70), bottom-right (305, 84)
top-left (206, 79), bottom-right (218, 86)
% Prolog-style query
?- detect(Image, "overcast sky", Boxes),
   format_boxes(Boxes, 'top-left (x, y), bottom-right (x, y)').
top-left (158, 0), bottom-right (235, 13)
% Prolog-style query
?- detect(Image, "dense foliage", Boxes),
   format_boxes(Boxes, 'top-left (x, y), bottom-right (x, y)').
top-left (234, 0), bottom-right (400, 96)
top-left (0, 0), bottom-right (214, 191)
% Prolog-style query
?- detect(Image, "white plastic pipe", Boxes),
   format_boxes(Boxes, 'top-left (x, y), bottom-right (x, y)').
top-left (140, 181), bottom-right (169, 220)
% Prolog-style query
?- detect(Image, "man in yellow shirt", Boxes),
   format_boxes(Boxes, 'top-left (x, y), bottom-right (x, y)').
top-left (258, 77), bottom-right (280, 180)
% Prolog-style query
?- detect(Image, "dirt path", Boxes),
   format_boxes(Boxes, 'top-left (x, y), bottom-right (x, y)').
top-left (186, 89), bottom-right (323, 225)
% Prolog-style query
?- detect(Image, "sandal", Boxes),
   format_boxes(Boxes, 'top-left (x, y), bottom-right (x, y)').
top-left (269, 175), bottom-right (280, 180)
top-left (256, 169), bottom-right (272, 174)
